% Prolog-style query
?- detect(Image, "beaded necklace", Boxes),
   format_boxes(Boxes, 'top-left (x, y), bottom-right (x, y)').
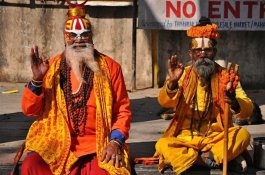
top-left (60, 56), bottom-right (94, 136)
top-left (190, 84), bottom-right (213, 138)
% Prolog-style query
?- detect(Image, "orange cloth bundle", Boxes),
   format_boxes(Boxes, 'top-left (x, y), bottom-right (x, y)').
top-left (187, 23), bottom-right (219, 39)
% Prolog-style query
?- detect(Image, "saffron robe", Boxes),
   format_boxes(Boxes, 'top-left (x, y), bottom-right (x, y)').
top-left (21, 51), bottom-right (131, 175)
top-left (155, 65), bottom-right (253, 174)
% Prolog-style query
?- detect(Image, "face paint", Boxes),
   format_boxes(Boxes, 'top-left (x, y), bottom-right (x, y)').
top-left (191, 38), bottom-right (213, 49)
top-left (64, 1), bottom-right (93, 46)
top-left (65, 31), bottom-right (93, 44)
top-left (64, 18), bottom-right (92, 45)
top-left (65, 18), bottom-right (91, 34)
top-left (190, 37), bottom-right (215, 61)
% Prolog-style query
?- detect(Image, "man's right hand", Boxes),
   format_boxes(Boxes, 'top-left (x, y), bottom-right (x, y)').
top-left (30, 45), bottom-right (49, 81)
top-left (167, 55), bottom-right (184, 90)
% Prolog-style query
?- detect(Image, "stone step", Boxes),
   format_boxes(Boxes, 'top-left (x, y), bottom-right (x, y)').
top-left (1, 163), bottom-right (265, 175)
top-left (0, 165), bottom-right (15, 175)
top-left (133, 164), bottom-right (265, 175)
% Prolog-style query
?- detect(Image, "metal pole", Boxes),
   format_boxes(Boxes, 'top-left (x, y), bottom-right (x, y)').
top-left (131, 0), bottom-right (137, 91)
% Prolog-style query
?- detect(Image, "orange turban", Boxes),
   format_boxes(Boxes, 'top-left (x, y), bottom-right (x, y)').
top-left (187, 17), bottom-right (219, 40)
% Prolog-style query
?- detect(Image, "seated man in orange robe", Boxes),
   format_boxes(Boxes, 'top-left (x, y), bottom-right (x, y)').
top-left (20, 2), bottom-right (131, 175)
top-left (155, 17), bottom-right (253, 174)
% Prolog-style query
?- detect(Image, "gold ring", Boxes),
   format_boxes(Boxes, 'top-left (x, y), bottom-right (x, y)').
top-left (116, 155), bottom-right (122, 161)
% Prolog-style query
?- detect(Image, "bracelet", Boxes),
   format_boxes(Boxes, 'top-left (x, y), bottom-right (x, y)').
top-left (110, 139), bottom-right (123, 148)
top-left (166, 84), bottom-right (178, 93)
top-left (30, 80), bottom-right (42, 87)
top-left (32, 78), bottom-right (43, 83)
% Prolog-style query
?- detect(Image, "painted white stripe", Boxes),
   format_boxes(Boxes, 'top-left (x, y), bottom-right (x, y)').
top-left (65, 29), bottom-right (89, 34)
top-left (73, 19), bottom-right (77, 31)
top-left (65, 18), bottom-right (88, 34)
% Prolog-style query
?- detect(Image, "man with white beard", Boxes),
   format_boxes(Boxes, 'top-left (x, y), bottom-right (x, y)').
top-left (20, 2), bottom-right (131, 175)
top-left (155, 17), bottom-right (253, 174)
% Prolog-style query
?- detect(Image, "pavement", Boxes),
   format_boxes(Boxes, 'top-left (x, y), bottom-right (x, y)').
top-left (0, 82), bottom-right (265, 175)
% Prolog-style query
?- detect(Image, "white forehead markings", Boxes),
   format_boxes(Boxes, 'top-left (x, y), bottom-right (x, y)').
top-left (65, 19), bottom-right (88, 34)
top-left (195, 38), bottom-right (211, 48)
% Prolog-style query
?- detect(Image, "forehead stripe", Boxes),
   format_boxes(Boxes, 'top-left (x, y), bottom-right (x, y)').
top-left (73, 19), bottom-right (78, 30)
top-left (65, 18), bottom-right (90, 34)
top-left (80, 19), bottom-right (86, 30)
top-left (79, 19), bottom-right (85, 30)
top-left (65, 19), bottom-right (89, 33)
top-left (191, 38), bottom-right (213, 49)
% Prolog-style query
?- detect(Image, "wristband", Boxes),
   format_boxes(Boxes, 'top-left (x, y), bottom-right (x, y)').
top-left (110, 139), bottom-right (123, 148)
top-left (32, 78), bottom-right (43, 83)
top-left (30, 80), bottom-right (42, 87)
top-left (166, 84), bottom-right (178, 93)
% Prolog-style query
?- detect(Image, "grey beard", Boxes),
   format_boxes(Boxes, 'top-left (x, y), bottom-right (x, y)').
top-left (65, 43), bottom-right (100, 82)
top-left (194, 58), bottom-right (216, 86)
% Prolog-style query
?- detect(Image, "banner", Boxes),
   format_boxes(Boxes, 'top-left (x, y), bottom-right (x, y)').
top-left (85, 0), bottom-right (133, 6)
top-left (138, 0), bottom-right (265, 30)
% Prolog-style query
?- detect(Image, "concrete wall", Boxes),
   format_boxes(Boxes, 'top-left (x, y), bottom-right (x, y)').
top-left (157, 30), bottom-right (265, 89)
top-left (0, 1), bottom-right (152, 90)
top-left (0, 1), bottom-right (264, 89)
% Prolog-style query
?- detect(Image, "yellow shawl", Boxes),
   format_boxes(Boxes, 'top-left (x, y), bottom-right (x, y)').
top-left (157, 65), bottom-right (233, 171)
top-left (162, 65), bottom-right (231, 138)
top-left (24, 53), bottom-right (130, 175)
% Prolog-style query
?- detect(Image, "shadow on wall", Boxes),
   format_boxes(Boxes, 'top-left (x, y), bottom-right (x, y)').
top-left (0, 112), bottom-right (35, 143)
top-left (130, 97), bottom-right (164, 123)
top-left (128, 141), bottom-right (156, 160)
top-left (2, 93), bottom-right (264, 143)
top-left (0, 97), bottom-right (164, 143)
top-left (0, 96), bottom-right (163, 143)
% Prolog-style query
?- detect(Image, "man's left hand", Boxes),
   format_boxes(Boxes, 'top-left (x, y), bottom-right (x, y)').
top-left (101, 141), bottom-right (122, 168)
top-left (224, 91), bottom-right (240, 113)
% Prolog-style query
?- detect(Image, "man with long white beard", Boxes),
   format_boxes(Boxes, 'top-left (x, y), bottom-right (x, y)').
top-left (20, 2), bottom-right (131, 175)
top-left (155, 17), bottom-right (253, 174)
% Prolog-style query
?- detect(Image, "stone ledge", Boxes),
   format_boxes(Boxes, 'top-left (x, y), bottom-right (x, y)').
top-left (133, 164), bottom-right (264, 175)
top-left (1, 162), bottom-right (265, 175)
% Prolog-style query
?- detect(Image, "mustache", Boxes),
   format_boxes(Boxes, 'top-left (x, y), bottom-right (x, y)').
top-left (194, 57), bottom-right (214, 66)
top-left (194, 58), bottom-right (215, 72)
top-left (68, 43), bottom-right (94, 50)
top-left (194, 58), bottom-right (216, 86)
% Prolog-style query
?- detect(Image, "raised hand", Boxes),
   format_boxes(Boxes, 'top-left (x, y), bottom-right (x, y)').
top-left (30, 46), bottom-right (49, 81)
top-left (224, 63), bottom-right (240, 112)
top-left (167, 55), bottom-right (184, 90)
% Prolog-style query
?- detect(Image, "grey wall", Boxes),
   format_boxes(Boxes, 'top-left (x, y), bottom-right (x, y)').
top-left (157, 30), bottom-right (265, 89)
top-left (0, 2), bottom-right (152, 90)
top-left (0, 1), bottom-right (264, 89)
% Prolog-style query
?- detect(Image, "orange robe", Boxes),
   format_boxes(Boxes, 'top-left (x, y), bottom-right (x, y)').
top-left (21, 51), bottom-right (131, 175)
